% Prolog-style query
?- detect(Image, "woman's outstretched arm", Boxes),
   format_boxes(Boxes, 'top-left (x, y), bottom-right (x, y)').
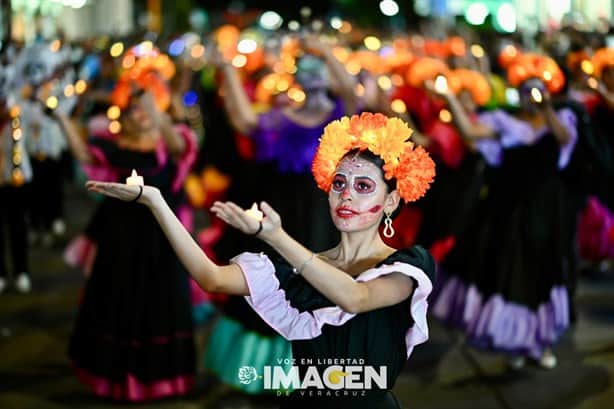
top-left (212, 201), bottom-right (415, 314)
top-left (85, 181), bottom-right (249, 295)
top-left (424, 80), bottom-right (496, 141)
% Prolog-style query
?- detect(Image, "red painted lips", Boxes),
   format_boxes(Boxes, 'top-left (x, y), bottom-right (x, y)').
top-left (335, 206), bottom-right (359, 219)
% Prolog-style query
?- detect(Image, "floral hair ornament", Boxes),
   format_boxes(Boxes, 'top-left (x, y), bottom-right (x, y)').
top-left (312, 112), bottom-right (436, 203)
top-left (111, 44), bottom-right (175, 112)
top-left (506, 53), bottom-right (565, 94)
top-left (405, 57), bottom-right (448, 88)
top-left (591, 48), bottom-right (614, 78)
top-left (447, 68), bottom-right (492, 106)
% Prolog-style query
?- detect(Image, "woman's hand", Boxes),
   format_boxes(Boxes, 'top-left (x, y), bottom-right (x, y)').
top-left (211, 201), bottom-right (282, 242)
top-left (85, 181), bottom-right (161, 207)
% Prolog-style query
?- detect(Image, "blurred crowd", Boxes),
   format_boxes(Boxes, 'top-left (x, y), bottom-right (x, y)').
top-left (1, 11), bottom-right (613, 402)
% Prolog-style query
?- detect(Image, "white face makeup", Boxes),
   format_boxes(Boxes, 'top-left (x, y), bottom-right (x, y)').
top-left (328, 156), bottom-right (389, 232)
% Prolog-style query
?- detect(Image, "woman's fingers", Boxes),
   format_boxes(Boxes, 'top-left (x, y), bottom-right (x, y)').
top-left (86, 181), bottom-right (141, 201)
top-left (260, 201), bottom-right (281, 224)
top-left (211, 201), bottom-right (261, 234)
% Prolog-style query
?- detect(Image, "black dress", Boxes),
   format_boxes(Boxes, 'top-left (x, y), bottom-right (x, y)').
top-left (68, 136), bottom-right (195, 401)
top-left (233, 246), bottom-right (435, 409)
top-left (431, 109), bottom-right (576, 359)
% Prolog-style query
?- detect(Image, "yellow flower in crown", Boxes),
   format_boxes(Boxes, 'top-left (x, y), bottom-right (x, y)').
top-left (312, 112), bottom-right (436, 203)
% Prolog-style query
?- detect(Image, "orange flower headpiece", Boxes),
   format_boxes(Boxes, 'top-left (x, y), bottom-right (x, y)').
top-left (506, 53), bottom-right (565, 94)
top-left (111, 45), bottom-right (175, 111)
top-left (447, 68), bottom-right (492, 106)
top-left (592, 48), bottom-right (614, 78)
top-left (312, 112), bottom-right (436, 203)
top-left (406, 57), bottom-right (448, 88)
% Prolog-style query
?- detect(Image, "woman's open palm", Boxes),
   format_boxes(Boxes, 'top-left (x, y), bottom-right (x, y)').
top-left (85, 181), bottom-right (158, 205)
top-left (211, 201), bottom-right (282, 240)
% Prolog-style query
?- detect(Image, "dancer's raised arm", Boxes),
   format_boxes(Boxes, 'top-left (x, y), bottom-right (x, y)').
top-left (85, 181), bottom-right (249, 295)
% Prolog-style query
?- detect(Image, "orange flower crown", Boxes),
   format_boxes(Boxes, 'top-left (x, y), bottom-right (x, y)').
top-left (312, 112), bottom-right (436, 203)
top-left (506, 53), bottom-right (565, 94)
top-left (447, 68), bottom-right (492, 106)
top-left (111, 45), bottom-right (175, 111)
top-left (405, 57), bottom-right (448, 88)
top-left (592, 48), bottom-right (614, 78)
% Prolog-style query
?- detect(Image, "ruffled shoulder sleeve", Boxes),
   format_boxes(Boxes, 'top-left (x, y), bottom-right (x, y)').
top-left (232, 246), bottom-right (435, 358)
top-left (474, 110), bottom-right (536, 166)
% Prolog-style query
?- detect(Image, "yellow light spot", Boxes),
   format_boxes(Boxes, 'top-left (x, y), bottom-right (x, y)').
top-left (391, 99), bottom-right (406, 113)
top-left (543, 71), bottom-right (552, 81)
top-left (50, 39), bottom-right (61, 52)
top-left (288, 88), bottom-right (306, 103)
top-left (46, 96), bottom-right (59, 110)
top-left (339, 21), bottom-right (352, 34)
top-left (110, 42), bottom-right (124, 57)
top-left (75, 80), bottom-right (87, 95)
top-left (364, 36), bottom-right (381, 51)
top-left (355, 84), bottom-right (365, 96)
top-left (122, 55), bottom-right (136, 69)
top-left (12, 128), bottom-right (22, 140)
top-left (346, 61), bottom-right (361, 75)
top-left (12, 169), bottom-right (25, 186)
top-left (581, 60), bottom-right (594, 75)
top-left (263, 75), bottom-right (276, 90)
top-left (439, 109), bottom-right (452, 123)
top-left (530, 87), bottom-right (542, 103)
top-left (232, 54), bottom-right (247, 68)
top-left (108, 120), bottom-right (122, 134)
top-left (12, 118), bottom-right (20, 129)
top-left (276, 78), bottom-right (290, 92)
top-left (587, 77), bottom-right (599, 90)
top-left (140, 41), bottom-right (154, 53)
top-left (191, 44), bottom-right (205, 59)
top-left (391, 74), bottom-right (404, 87)
top-left (377, 76), bottom-right (392, 90)
top-left (470, 44), bottom-right (484, 58)
top-left (107, 105), bottom-right (121, 120)
top-left (9, 106), bottom-right (20, 118)
top-left (332, 47), bottom-right (350, 62)
top-left (64, 84), bottom-right (75, 97)
top-left (12, 153), bottom-right (22, 165)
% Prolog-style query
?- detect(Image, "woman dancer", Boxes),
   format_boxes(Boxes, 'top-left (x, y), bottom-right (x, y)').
top-left (430, 54), bottom-right (577, 369)
top-left (200, 34), bottom-right (361, 394)
top-left (86, 112), bottom-right (436, 408)
top-left (59, 48), bottom-right (198, 400)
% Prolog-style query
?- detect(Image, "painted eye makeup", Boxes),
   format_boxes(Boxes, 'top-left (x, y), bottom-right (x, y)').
top-left (354, 177), bottom-right (376, 194)
top-left (331, 174), bottom-right (347, 192)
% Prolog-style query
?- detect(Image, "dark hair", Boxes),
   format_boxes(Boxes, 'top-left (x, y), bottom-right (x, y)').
top-left (340, 149), bottom-right (401, 219)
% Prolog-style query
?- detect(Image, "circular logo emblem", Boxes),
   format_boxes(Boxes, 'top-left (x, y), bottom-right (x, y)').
top-left (238, 366), bottom-right (258, 385)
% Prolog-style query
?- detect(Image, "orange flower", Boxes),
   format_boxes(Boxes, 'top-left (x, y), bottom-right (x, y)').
top-left (405, 57), bottom-right (448, 88)
top-left (447, 68), bottom-right (492, 106)
top-left (312, 113), bottom-right (435, 203)
top-left (592, 48), bottom-right (614, 78)
top-left (507, 53), bottom-right (565, 94)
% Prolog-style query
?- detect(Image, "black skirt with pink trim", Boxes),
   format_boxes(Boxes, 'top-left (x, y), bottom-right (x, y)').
top-left (68, 139), bottom-right (196, 401)
top-left (431, 132), bottom-right (572, 359)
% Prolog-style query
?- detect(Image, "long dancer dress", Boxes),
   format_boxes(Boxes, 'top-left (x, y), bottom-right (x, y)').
top-left (67, 124), bottom-right (198, 401)
top-left (432, 108), bottom-right (577, 359)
